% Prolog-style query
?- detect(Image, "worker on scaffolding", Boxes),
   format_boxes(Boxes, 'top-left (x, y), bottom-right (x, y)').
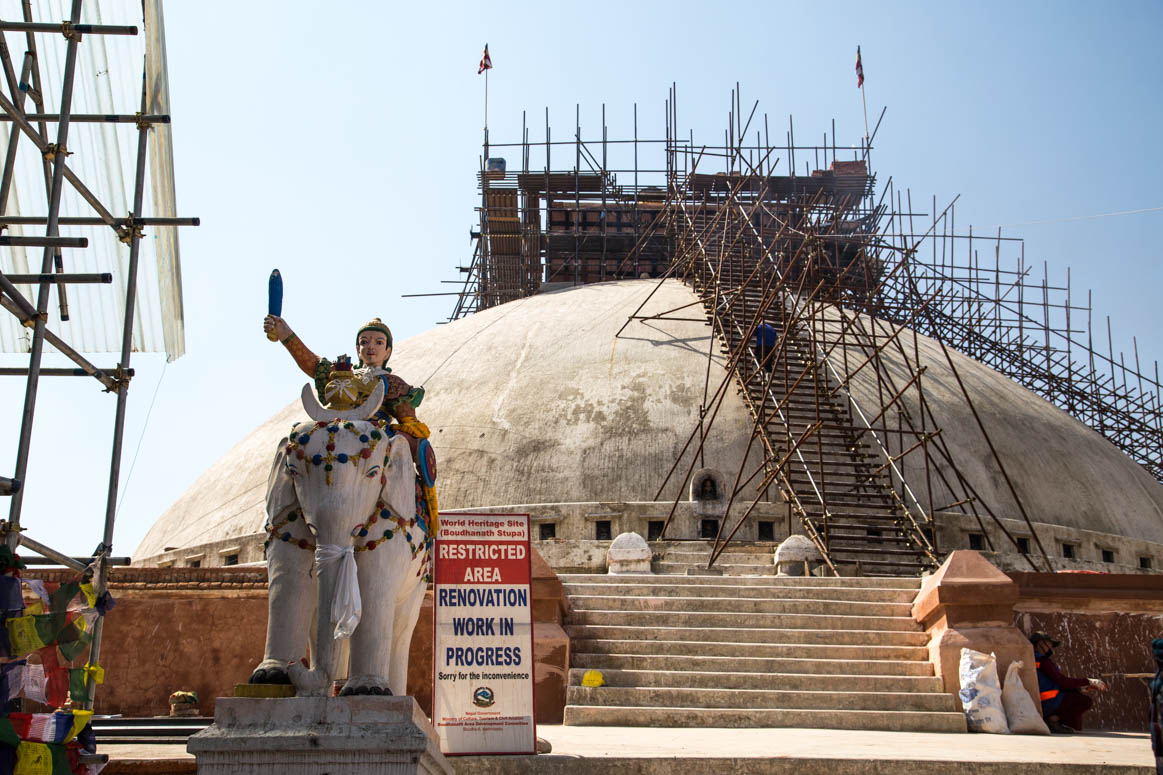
top-left (754, 321), bottom-right (777, 372)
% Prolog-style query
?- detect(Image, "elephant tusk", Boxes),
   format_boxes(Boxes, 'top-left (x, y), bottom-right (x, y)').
top-left (300, 380), bottom-right (385, 423)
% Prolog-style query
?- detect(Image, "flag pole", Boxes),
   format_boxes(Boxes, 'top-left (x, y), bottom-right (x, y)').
top-left (861, 82), bottom-right (869, 141)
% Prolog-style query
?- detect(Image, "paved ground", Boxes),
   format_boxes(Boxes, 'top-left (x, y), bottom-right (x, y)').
top-left (100, 726), bottom-right (1156, 774)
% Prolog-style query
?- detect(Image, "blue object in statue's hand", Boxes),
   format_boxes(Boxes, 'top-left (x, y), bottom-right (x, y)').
top-left (267, 269), bottom-right (283, 341)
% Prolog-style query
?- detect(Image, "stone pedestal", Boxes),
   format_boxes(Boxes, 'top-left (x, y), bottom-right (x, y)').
top-left (911, 550), bottom-right (1040, 713)
top-left (187, 696), bottom-right (453, 775)
top-left (774, 535), bottom-right (821, 576)
top-left (606, 532), bottom-right (652, 574)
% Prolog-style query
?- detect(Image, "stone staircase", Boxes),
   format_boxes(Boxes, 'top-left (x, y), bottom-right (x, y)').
top-left (653, 541), bottom-right (777, 575)
top-left (561, 573), bottom-right (965, 732)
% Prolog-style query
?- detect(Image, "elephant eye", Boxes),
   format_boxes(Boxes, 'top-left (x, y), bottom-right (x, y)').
top-left (366, 465), bottom-right (380, 479)
top-left (286, 464), bottom-right (300, 477)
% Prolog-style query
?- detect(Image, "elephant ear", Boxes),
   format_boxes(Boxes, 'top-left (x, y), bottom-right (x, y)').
top-left (380, 435), bottom-right (416, 519)
top-left (266, 436), bottom-right (299, 528)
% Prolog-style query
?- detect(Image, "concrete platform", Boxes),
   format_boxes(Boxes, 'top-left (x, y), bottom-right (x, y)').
top-left (98, 726), bottom-right (1155, 774)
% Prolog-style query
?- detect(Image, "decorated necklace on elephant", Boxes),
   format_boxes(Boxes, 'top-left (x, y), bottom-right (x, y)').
top-left (285, 418), bottom-right (386, 486)
top-left (270, 418), bottom-right (435, 580)
top-left (264, 497), bottom-right (432, 579)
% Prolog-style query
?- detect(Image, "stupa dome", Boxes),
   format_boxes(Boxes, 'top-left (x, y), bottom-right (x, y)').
top-left (135, 279), bottom-right (1163, 567)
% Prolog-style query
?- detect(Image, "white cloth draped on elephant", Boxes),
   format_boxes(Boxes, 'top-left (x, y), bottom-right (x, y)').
top-left (249, 382), bottom-right (431, 697)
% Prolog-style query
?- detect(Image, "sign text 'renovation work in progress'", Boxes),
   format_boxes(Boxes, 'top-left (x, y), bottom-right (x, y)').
top-left (433, 513), bottom-right (535, 755)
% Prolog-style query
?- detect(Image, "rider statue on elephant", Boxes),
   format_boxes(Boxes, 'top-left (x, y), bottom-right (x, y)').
top-left (263, 314), bottom-right (429, 463)
top-left (250, 313), bottom-right (439, 698)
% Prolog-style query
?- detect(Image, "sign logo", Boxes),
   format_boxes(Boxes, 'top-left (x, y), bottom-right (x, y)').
top-left (472, 686), bottom-right (495, 708)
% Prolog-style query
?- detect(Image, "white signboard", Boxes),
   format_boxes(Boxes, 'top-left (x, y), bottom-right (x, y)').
top-left (432, 513), bottom-right (535, 755)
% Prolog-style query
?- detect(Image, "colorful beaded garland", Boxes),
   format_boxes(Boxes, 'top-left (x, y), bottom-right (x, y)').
top-left (285, 419), bottom-right (390, 486)
top-left (263, 509), bottom-right (315, 552)
top-left (264, 493), bottom-right (433, 582)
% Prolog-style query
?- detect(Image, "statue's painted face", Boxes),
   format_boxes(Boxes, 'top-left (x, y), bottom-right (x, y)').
top-left (357, 331), bottom-right (390, 368)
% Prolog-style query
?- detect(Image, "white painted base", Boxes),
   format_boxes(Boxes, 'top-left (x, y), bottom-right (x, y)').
top-left (188, 696), bottom-right (453, 775)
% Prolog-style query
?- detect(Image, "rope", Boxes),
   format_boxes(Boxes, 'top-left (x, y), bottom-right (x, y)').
top-left (115, 360), bottom-right (167, 516)
top-left (998, 205), bottom-right (1163, 229)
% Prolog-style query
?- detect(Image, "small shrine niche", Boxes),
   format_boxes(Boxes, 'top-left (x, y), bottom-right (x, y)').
top-left (691, 468), bottom-right (727, 519)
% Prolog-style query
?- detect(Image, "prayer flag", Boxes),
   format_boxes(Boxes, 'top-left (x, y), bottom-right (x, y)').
top-left (0, 659), bottom-right (25, 704)
top-left (21, 580), bottom-right (49, 609)
top-left (0, 576), bottom-right (24, 612)
top-left (478, 44), bottom-right (492, 74)
top-left (855, 46), bottom-right (864, 88)
top-left (68, 670), bottom-right (86, 705)
top-left (14, 740), bottom-right (51, 775)
top-left (23, 663), bottom-right (46, 704)
top-left (0, 716), bottom-right (19, 747)
top-left (7, 615), bottom-right (45, 657)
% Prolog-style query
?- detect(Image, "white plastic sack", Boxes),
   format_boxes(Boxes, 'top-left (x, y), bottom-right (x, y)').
top-left (959, 648), bottom-right (1010, 733)
top-left (1002, 660), bottom-right (1051, 735)
top-left (316, 543), bottom-right (362, 640)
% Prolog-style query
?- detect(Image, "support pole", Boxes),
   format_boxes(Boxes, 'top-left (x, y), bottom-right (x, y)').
top-left (7, 0), bottom-right (84, 536)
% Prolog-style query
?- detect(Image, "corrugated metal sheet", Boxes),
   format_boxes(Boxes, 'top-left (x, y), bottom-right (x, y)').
top-left (0, 0), bottom-right (184, 361)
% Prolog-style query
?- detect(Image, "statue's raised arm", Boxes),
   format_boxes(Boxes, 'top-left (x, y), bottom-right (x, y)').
top-left (264, 314), bottom-right (322, 378)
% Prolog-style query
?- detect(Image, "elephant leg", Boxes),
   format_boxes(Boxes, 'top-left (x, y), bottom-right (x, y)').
top-left (251, 538), bottom-right (315, 684)
top-left (288, 546), bottom-right (345, 696)
top-left (388, 575), bottom-right (426, 697)
top-left (342, 543), bottom-right (398, 695)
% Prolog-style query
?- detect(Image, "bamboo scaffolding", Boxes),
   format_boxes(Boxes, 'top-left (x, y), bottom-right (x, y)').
top-left (445, 85), bottom-right (1162, 575)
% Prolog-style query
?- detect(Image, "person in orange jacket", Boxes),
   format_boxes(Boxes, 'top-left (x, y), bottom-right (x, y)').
top-left (1030, 630), bottom-right (1107, 733)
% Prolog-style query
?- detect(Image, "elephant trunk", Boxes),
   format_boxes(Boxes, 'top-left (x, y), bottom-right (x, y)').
top-left (317, 543), bottom-right (362, 639)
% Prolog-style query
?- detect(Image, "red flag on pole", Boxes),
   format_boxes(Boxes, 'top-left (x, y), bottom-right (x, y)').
top-left (478, 44), bottom-right (493, 75)
top-left (855, 46), bottom-right (864, 88)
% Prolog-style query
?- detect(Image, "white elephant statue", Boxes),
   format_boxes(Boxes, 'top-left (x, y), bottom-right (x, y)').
top-left (248, 381), bottom-right (431, 696)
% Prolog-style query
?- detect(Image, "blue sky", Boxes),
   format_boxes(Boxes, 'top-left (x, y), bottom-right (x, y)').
top-left (0, 0), bottom-right (1159, 557)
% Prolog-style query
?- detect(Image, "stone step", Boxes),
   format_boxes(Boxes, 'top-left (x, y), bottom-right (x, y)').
top-left (566, 685), bottom-right (955, 713)
top-left (568, 637), bottom-right (929, 662)
top-left (564, 623), bottom-right (928, 648)
top-left (567, 667), bottom-right (943, 693)
top-left (653, 562), bottom-right (777, 576)
top-left (562, 705), bottom-right (967, 732)
top-left (660, 550), bottom-right (774, 564)
top-left (569, 652), bottom-right (934, 677)
top-left (560, 582), bottom-right (917, 604)
top-left (557, 573), bottom-right (920, 590)
top-left (567, 608), bottom-right (921, 632)
top-left (567, 594), bottom-right (913, 618)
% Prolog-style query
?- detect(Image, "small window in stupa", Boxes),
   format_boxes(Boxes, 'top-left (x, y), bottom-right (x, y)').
top-left (1016, 536), bottom-right (1031, 554)
top-left (757, 521), bottom-right (775, 541)
top-left (1061, 543), bottom-right (1077, 560)
top-left (968, 533), bottom-right (985, 551)
top-left (595, 520), bottom-right (612, 541)
top-left (1101, 549), bottom-right (1115, 564)
top-left (1141, 556), bottom-right (1153, 570)
top-left (223, 554), bottom-right (239, 567)
top-left (700, 519), bottom-right (719, 539)
top-left (647, 521), bottom-right (664, 541)
top-left (539, 523), bottom-right (557, 540)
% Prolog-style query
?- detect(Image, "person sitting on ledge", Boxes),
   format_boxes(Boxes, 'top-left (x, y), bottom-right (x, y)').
top-left (263, 314), bottom-right (429, 464)
top-left (1030, 630), bottom-right (1107, 734)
